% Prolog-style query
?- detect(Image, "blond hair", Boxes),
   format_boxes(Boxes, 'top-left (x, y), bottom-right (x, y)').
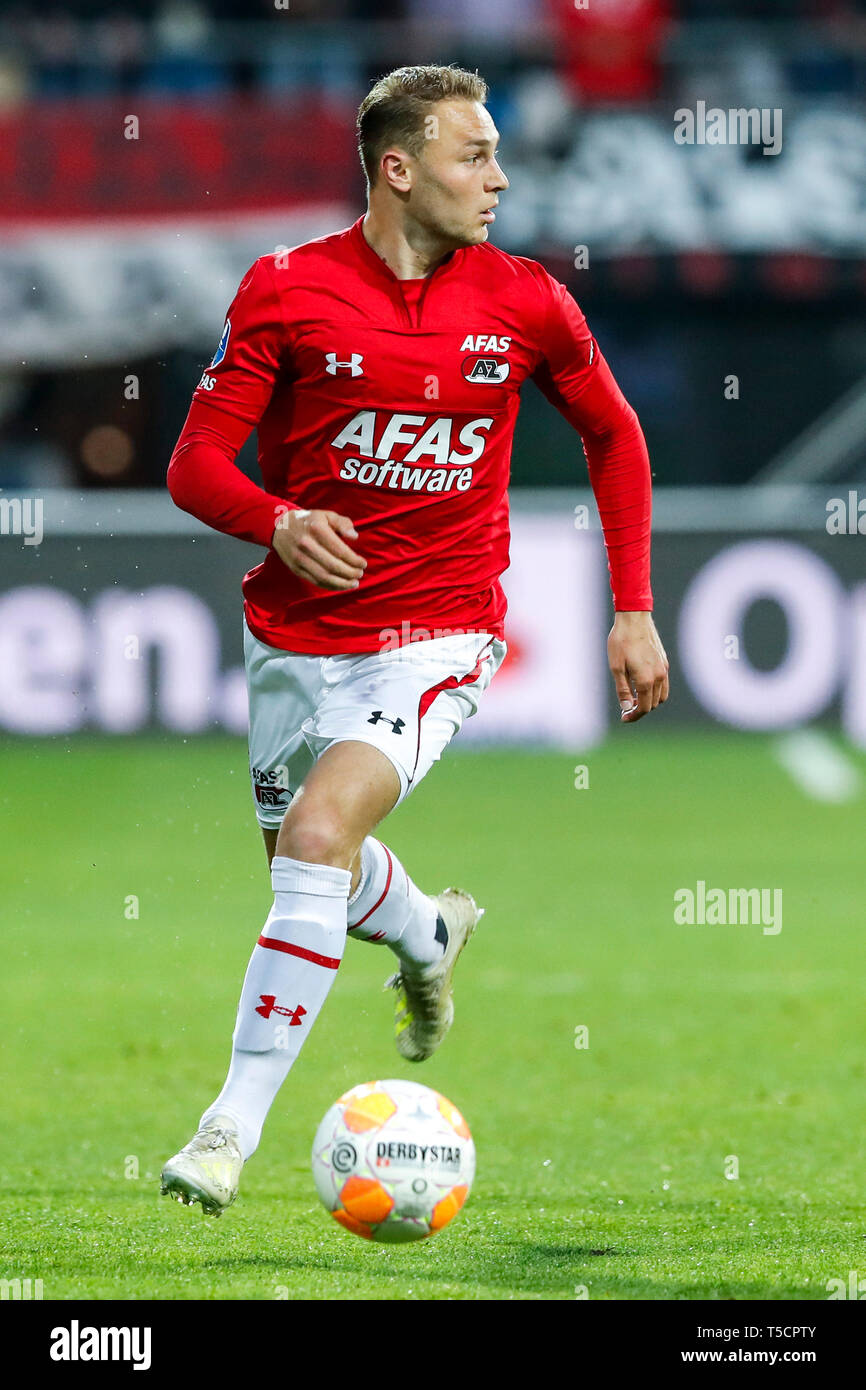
top-left (357, 64), bottom-right (488, 188)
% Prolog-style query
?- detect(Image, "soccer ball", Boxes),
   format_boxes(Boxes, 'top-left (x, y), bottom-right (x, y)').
top-left (311, 1079), bottom-right (475, 1243)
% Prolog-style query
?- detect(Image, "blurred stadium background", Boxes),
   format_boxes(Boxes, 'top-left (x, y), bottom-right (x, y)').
top-left (0, 0), bottom-right (864, 760)
top-left (3, 0), bottom-right (866, 1305)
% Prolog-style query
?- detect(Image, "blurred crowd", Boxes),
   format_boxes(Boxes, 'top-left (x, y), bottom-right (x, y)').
top-left (1, 0), bottom-right (866, 109)
top-left (2, 0), bottom-right (866, 495)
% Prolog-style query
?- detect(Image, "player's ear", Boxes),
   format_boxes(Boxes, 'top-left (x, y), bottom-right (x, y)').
top-left (380, 150), bottom-right (413, 195)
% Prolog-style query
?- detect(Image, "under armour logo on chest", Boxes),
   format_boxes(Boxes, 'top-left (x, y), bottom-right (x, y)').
top-left (325, 353), bottom-right (364, 377)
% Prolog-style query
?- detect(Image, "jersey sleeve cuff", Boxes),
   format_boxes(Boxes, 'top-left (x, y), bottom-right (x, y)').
top-left (255, 496), bottom-right (301, 548)
top-left (613, 593), bottom-right (654, 612)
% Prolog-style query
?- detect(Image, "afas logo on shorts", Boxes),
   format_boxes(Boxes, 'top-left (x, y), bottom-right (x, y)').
top-left (252, 764), bottom-right (290, 808)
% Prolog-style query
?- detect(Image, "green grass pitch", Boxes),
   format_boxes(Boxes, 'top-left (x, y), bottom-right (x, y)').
top-left (1, 730), bottom-right (863, 1301)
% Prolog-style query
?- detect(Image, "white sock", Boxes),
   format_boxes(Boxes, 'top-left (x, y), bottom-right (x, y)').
top-left (346, 837), bottom-right (447, 970)
top-left (201, 855), bottom-right (351, 1159)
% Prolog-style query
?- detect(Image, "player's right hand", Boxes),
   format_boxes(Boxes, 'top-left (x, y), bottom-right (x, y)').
top-left (271, 509), bottom-right (367, 591)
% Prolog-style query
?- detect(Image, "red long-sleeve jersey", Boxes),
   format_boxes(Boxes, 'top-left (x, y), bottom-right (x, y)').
top-left (168, 215), bottom-right (652, 653)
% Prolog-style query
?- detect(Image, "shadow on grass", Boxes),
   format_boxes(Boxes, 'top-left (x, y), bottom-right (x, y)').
top-left (197, 1239), bottom-right (819, 1300)
top-left (201, 1238), bottom-right (636, 1298)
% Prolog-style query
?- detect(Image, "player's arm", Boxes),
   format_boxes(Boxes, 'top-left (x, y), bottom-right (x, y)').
top-left (167, 258), bottom-right (365, 592)
top-left (531, 273), bottom-right (669, 721)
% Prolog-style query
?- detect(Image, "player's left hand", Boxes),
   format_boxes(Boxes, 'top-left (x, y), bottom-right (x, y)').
top-left (607, 611), bottom-right (669, 723)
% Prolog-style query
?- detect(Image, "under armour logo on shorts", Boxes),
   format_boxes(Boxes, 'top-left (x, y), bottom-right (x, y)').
top-left (368, 710), bottom-right (405, 734)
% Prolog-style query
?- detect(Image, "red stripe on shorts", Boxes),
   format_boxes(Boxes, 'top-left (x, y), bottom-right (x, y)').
top-left (410, 640), bottom-right (494, 782)
top-left (257, 935), bottom-right (341, 969)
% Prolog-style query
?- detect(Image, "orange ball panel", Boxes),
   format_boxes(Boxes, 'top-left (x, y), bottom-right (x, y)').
top-left (430, 1183), bottom-right (469, 1231)
top-left (340, 1175), bottom-right (395, 1224)
top-left (435, 1094), bottom-right (471, 1139)
top-left (342, 1091), bottom-right (399, 1133)
top-left (333, 1209), bottom-right (374, 1240)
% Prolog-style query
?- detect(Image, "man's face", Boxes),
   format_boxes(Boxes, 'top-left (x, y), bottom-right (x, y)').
top-left (404, 99), bottom-right (509, 247)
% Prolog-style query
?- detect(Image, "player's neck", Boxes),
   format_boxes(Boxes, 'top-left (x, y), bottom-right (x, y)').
top-left (361, 208), bottom-right (456, 281)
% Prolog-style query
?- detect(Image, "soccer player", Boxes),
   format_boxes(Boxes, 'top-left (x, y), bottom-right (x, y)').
top-left (160, 64), bottom-right (669, 1215)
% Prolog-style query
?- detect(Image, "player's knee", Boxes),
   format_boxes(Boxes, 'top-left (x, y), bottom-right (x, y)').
top-left (277, 810), bottom-right (353, 869)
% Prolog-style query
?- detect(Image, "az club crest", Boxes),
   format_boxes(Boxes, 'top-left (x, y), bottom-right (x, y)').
top-left (462, 356), bottom-right (511, 384)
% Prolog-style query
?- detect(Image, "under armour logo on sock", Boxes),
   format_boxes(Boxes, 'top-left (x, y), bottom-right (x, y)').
top-left (255, 996), bottom-right (307, 1025)
top-left (368, 710), bottom-right (405, 734)
top-left (434, 914), bottom-right (449, 951)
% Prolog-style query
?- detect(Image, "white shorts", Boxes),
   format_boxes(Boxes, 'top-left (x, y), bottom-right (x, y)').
top-left (244, 620), bottom-right (507, 828)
